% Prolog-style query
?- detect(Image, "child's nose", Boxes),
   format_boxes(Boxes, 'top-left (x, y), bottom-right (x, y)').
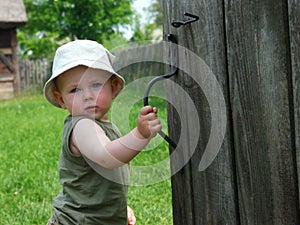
top-left (83, 88), bottom-right (94, 101)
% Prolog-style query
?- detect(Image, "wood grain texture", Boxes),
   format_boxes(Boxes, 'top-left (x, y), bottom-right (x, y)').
top-left (225, 0), bottom-right (299, 224)
top-left (163, 0), bottom-right (300, 224)
top-left (162, 0), bottom-right (238, 224)
top-left (289, 0), bottom-right (300, 208)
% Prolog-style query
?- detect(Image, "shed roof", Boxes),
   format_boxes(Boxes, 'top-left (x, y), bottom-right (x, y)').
top-left (0, 0), bottom-right (28, 28)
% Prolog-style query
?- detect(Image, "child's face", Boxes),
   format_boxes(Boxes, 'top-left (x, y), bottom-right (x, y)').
top-left (53, 66), bottom-right (119, 120)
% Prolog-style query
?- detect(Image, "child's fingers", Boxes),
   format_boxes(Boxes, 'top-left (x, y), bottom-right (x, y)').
top-left (140, 105), bottom-right (154, 115)
top-left (149, 118), bottom-right (161, 127)
top-left (151, 124), bottom-right (162, 135)
top-left (142, 112), bottom-right (158, 122)
top-left (138, 106), bottom-right (162, 138)
top-left (149, 119), bottom-right (162, 136)
top-left (140, 106), bottom-right (159, 116)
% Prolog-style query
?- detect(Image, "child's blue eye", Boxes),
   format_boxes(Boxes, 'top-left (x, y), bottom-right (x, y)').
top-left (70, 88), bottom-right (81, 93)
top-left (92, 83), bottom-right (102, 88)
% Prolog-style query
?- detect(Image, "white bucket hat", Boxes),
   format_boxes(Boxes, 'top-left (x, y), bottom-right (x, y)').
top-left (44, 40), bottom-right (125, 107)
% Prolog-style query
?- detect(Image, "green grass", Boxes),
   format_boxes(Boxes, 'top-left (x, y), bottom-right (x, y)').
top-left (0, 95), bottom-right (172, 224)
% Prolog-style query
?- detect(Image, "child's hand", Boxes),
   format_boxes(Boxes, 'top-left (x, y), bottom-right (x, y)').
top-left (127, 206), bottom-right (136, 225)
top-left (137, 106), bottom-right (162, 138)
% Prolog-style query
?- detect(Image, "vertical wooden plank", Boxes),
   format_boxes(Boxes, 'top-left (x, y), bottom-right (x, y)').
top-left (10, 28), bottom-right (20, 96)
top-left (162, 3), bottom-right (195, 224)
top-left (162, 0), bottom-right (239, 224)
top-left (289, 0), bottom-right (300, 206)
top-left (225, 0), bottom-right (299, 224)
top-left (25, 60), bottom-right (30, 91)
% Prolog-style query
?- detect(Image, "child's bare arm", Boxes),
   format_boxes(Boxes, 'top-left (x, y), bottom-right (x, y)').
top-left (71, 106), bottom-right (161, 168)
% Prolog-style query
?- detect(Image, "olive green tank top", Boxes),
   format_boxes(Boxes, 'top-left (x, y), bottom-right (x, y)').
top-left (52, 115), bottom-right (129, 225)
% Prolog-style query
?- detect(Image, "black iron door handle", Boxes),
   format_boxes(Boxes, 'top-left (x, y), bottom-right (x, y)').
top-left (143, 68), bottom-right (178, 149)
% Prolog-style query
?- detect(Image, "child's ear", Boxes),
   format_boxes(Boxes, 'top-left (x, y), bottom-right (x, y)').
top-left (111, 77), bottom-right (120, 99)
top-left (53, 91), bottom-right (67, 109)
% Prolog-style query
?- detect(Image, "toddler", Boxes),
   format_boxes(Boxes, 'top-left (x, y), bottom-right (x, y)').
top-left (44, 40), bottom-right (161, 224)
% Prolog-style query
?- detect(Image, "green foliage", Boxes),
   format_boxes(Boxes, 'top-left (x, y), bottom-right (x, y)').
top-left (129, 0), bottom-right (163, 43)
top-left (0, 95), bottom-right (172, 224)
top-left (102, 33), bottom-right (129, 51)
top-left (18, 0), bottom-right (134, 60)
top-left (17, 0), bottom-right (164, 59)
top-left (149, 0), bottom-right (163, 26)
top-left (130, 23), bottom-right (161, 42)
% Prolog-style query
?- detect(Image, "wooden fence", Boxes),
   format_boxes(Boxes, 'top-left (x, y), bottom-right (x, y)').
top-left (17, 44), bottom-right (164, 95)
top-left (161, 0), bottom-right (300, 224)
top-left (18, 59), bottom-right (50, 94)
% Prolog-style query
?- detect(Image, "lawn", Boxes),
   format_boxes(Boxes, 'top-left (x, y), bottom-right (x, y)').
top-left (0, 94), bottom-right (173, 224)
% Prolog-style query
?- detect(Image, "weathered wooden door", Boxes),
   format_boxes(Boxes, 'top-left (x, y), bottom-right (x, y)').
top-left (162, 0), bottom-right (300, 224)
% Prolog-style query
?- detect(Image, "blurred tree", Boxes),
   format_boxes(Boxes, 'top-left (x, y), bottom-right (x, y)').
top-left (18, 0), bottom-right (134, 60)
top-left (148, 0), bottom-right (163, 26)
top-left (103, 33), bottom-right (128, 51)
top-left (129, 0), bottom-right (163, 43)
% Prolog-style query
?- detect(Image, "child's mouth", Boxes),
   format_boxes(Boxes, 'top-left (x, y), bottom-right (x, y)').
top-left (85, 106), bottom-right (99, 111)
